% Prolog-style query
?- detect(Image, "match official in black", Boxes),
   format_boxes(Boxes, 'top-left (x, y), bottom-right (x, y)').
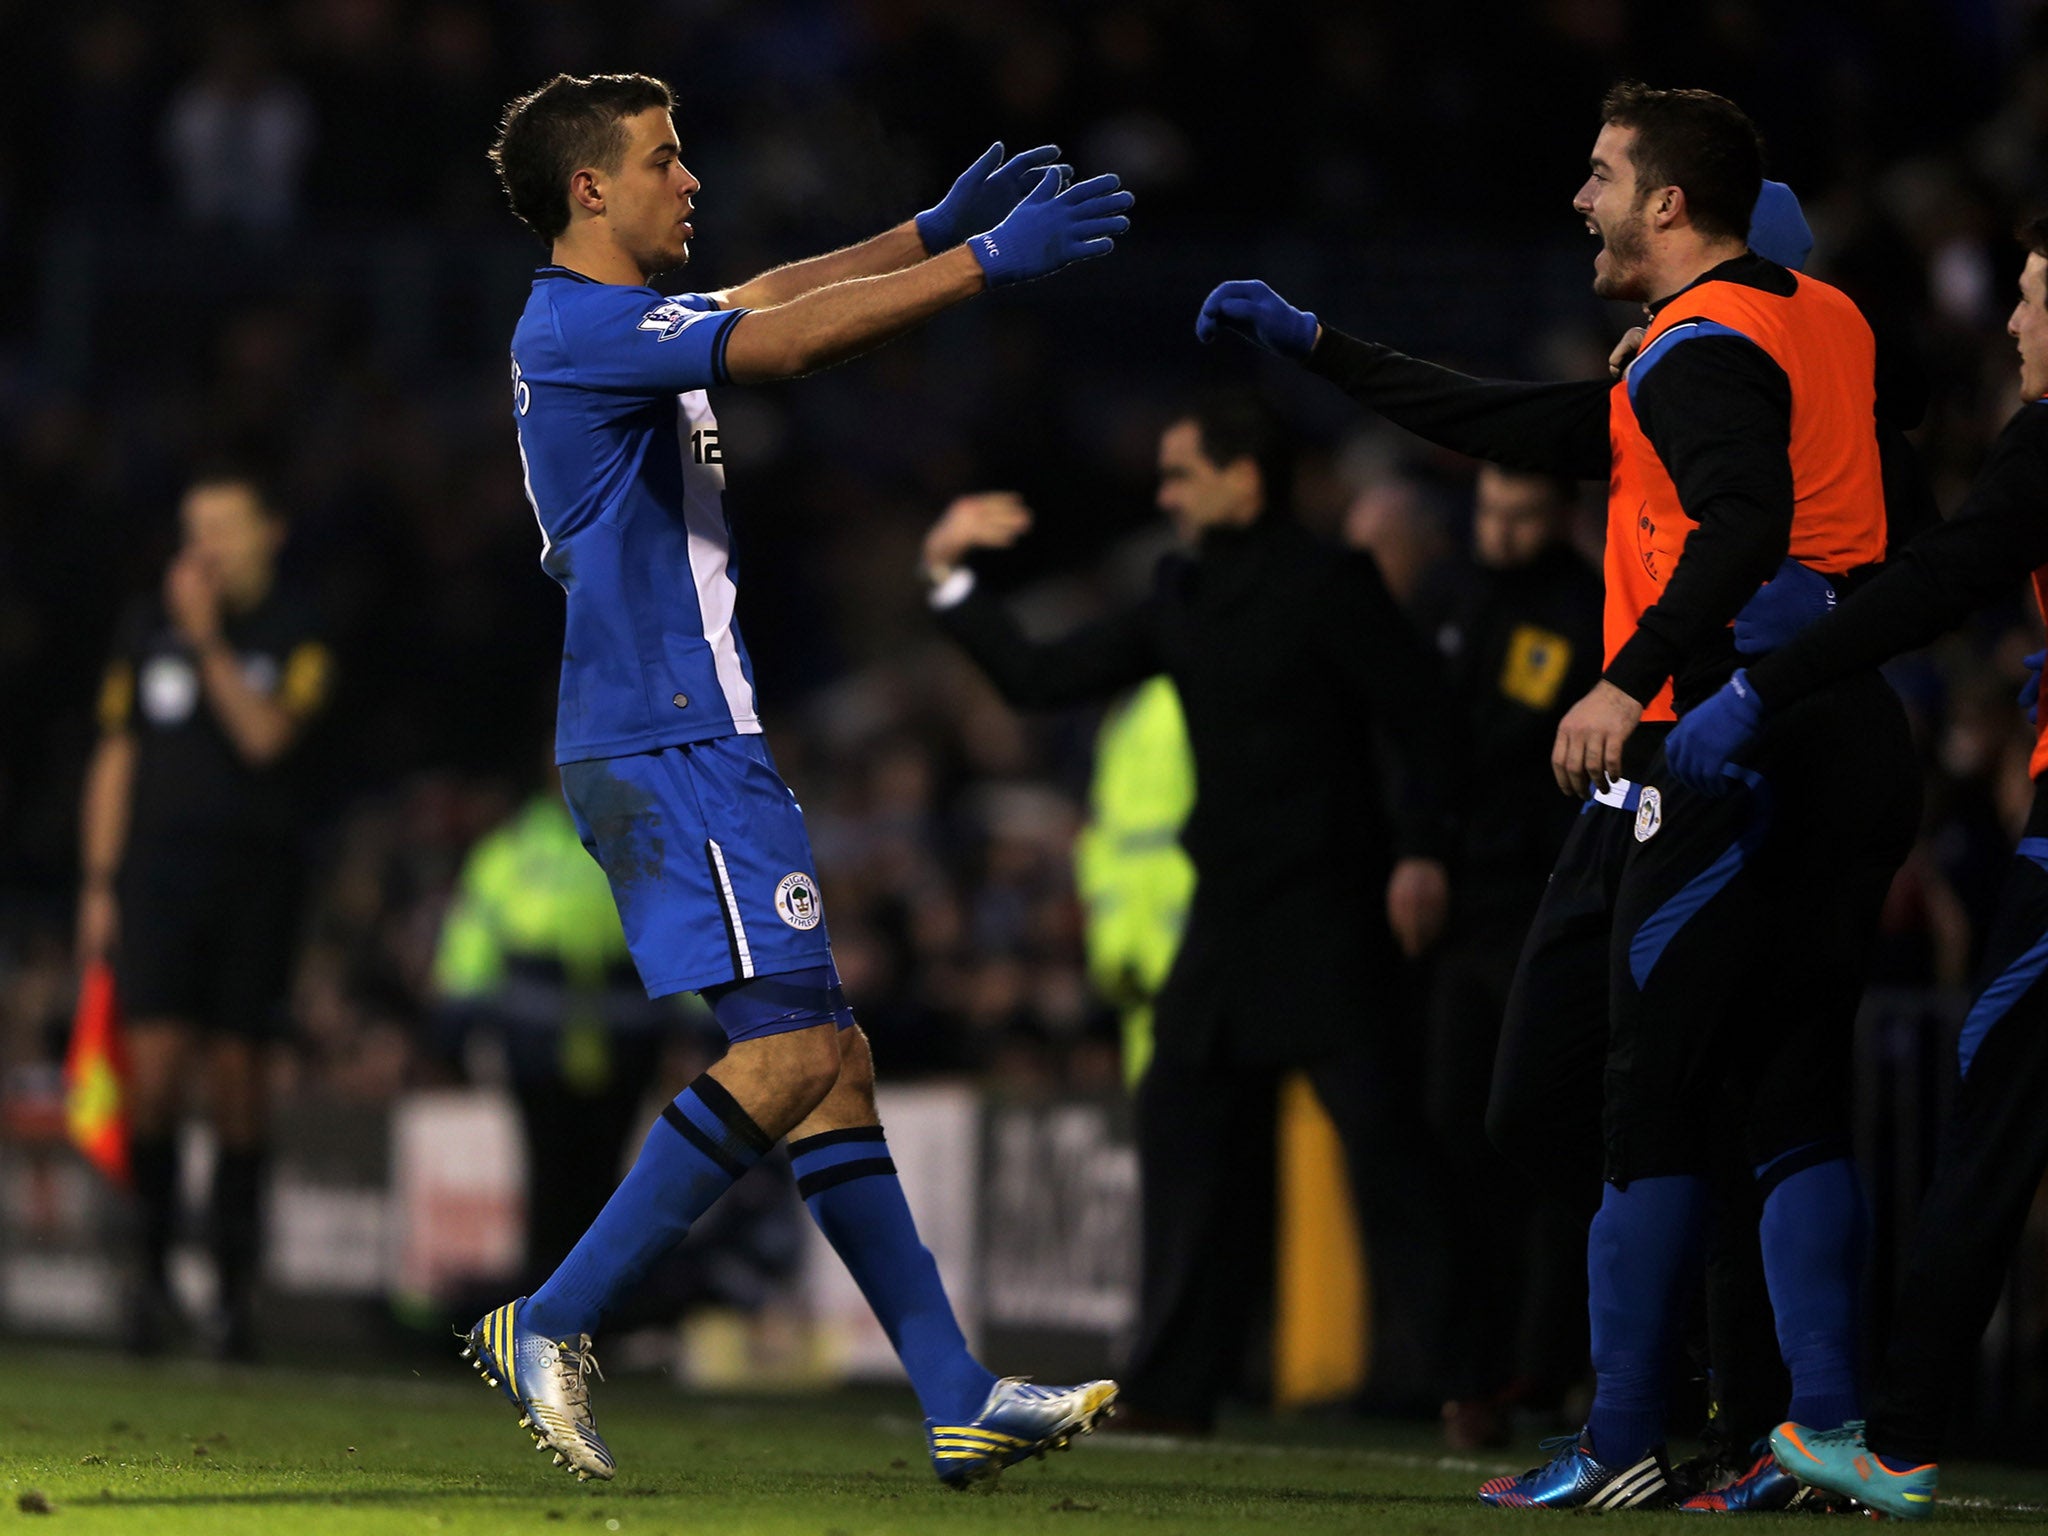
top-left (921, 393), bottom-right (1457, 1429)
top-left (78, 469), bottom-right (330, 1357)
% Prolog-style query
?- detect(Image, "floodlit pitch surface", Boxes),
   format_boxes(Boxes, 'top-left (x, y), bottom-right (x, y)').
top-left (4, 1351), bottom-right (2048, 1533)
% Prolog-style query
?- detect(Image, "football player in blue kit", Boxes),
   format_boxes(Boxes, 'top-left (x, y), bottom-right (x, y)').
top-left (462, 72), bottom-right (1132, 1485)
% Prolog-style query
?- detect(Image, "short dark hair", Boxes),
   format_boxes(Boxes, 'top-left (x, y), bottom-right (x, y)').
top-left (490, 73), bottom-right (676, 242)
top-left (186, 461), bottom-right (284, 523)
top-left (1178, 391), bottom-right (1293, 512)
top-left (2019, 214), bottom-right (2048, 263)
top-left (1600, 81), bottom-right (1763, 245)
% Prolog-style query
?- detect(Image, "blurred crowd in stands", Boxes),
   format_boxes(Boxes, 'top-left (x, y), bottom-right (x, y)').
top-left (4, 0), bottom-right (2048, 1101)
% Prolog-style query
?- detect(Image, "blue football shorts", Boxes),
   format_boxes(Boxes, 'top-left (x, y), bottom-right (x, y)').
top-left (560, 736), bottom-right (847, 1026)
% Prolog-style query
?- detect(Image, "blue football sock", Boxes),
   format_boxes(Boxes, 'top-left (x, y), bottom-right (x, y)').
top-left (789, 1126), bottom-right (996, 1425)
top-left (523, 1075), bottom-right (769, 1340)
top-left (1585, 1174), bottom-right (1708, 1468)
top-left (1757, 1151), bottom-right (1868, 1430)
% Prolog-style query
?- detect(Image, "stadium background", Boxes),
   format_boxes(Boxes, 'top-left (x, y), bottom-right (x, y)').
top-left (0, 0), bottom-right (2045, 1455)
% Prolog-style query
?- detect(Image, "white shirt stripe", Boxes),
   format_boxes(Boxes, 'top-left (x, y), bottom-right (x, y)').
top-left (676, 393), bottom-right (761, 733)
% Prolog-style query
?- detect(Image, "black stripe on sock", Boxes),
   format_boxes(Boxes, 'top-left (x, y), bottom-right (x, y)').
top-left (796, 1156), bottom-right (897, 1200)
top-left (787, 1125), bottom-right (887, 1157)
top-left (688, 1074), bottom-right (774, 1156)
top-left (660, 1101), bottom-right (751, 1180)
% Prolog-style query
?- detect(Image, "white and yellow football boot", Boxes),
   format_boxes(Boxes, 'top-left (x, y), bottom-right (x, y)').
top-left (461, 1297), bottom-right (615, 1482)
top-left (926, 1376), bottom-right (1119, 1488)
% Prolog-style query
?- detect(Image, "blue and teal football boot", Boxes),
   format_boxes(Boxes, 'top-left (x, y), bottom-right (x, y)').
top-left (1477, 1430), bottom-right (1673, 1509)
top-left (461, 1297), bottom-right (615, 1482)
top-left (1771, 1421), bottom-right (1936, 1520)
top-left (926, 1377), bottom-right (1119, 1488)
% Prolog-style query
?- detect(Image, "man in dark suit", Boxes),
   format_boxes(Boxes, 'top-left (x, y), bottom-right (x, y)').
top-left (921, 392), bottom-right (1457, 1428)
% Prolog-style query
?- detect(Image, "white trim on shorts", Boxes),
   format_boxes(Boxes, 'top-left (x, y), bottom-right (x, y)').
top-left (706, 838), bottom-right (756, 979)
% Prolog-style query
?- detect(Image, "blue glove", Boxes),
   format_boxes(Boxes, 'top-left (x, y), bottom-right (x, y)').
top-left (2021, 649), bottom-right (2044, 726)
top-left (1733, 557), bottom-right (1835, 655)
top-left (1664, 669), bottom-right (1765, 796)
top-left (1195, 279), bottom-right (1320, 359)
top-left (916, 141), bottom-right (1064, 254)
top-left (969, 169), bottom-right (1133, 287)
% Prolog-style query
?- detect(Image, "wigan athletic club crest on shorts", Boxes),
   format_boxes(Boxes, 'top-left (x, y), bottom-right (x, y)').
top-left (775, 872), bottom-right (823, 930)
top-left (1635, 785), bottom-right (1663, 843)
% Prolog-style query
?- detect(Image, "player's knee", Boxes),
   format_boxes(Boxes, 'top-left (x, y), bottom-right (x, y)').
top-left (781, 1026), bottom-right (844, 1112)
top-left (831, 1026), bottom-right (880, 1109)
top-left (837, 1026), bottom-right (875, 1086)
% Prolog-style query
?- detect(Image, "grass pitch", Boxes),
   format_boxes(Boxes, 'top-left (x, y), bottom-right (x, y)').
top-left (3, 1350), bottom-right (2046, 1534)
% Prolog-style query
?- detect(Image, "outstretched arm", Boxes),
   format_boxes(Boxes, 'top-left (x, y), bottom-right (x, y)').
top-left (924, 492), bottom-right (1166, 709)
top-left (1195, 279), bottom-right (1611, 479)
top-left (1750, 402), bottom-right (2048, 707)
top-left (723, 169), bottom-right (1131, 382)
top-left (712, 142), bottom-right (1065, 310)
top-left (712, 224), bottom-right (930, 311)
top-left (1667, 404), bottom-right (2048, 797)
top-left (723, 246), bottom-right (986, 381)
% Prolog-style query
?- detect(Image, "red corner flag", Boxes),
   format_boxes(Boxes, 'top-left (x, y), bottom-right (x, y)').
top-left (64, 959), bottom-right (131, 1186)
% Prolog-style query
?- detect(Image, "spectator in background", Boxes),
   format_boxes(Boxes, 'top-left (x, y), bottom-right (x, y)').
top-left (162, 19), bottom-right (313, 235)
top-left (1340, 467), bottom-right (1455, 610)
top-left (77, 469), bottom-right (331, 1357)
top-left (921, 393), bottom-right (1456, 1429)
top-left (1411, 466), bottom-right (1603, 1447)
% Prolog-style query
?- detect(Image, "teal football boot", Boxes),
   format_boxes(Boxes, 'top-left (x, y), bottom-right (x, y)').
top-left (461, 1297), bottom-right (615, 1482)
top-left (926, 1377), bottom-right (1119, 1487)
top-left (1771, 1421), bottom-right (1936, 1520)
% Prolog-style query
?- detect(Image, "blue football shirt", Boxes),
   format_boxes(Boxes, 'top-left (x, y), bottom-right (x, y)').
top-left (510, 265), bottom-right (759, 763)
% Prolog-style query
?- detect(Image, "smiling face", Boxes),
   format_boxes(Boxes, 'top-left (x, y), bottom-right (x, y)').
top-left (587, 107), bottom-right (700, 279)
top-left (1573, 123), bottom-right (1657, 301)
top-left (2011, 253), bottom-right (2048, 401)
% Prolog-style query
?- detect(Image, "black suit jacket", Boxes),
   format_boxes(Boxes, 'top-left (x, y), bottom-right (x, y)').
top-left (938, 514), bottom-right (1457, 1066)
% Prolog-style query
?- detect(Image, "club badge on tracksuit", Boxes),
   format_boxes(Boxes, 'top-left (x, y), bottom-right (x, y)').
top-left (1635, 785), bottom-right (1664, 842)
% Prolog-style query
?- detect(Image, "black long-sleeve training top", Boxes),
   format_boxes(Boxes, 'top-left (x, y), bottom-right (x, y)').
top-left (1749, 401), bottom-right (2048, 709)
top-left (1306, 253), bottom-right (1920, 712)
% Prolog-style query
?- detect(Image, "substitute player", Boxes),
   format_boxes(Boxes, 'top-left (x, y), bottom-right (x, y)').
top-left (1663, 216), bottom-right (2048, 1520)
top-left (462, 73), bottom-right (1131, 1485)
top-left (1199, 83), bottom-right (1918, 1509)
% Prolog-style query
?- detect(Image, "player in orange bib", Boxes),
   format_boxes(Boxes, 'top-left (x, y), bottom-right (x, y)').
top-left (1199, 82), bottom-right (1921, 1508)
